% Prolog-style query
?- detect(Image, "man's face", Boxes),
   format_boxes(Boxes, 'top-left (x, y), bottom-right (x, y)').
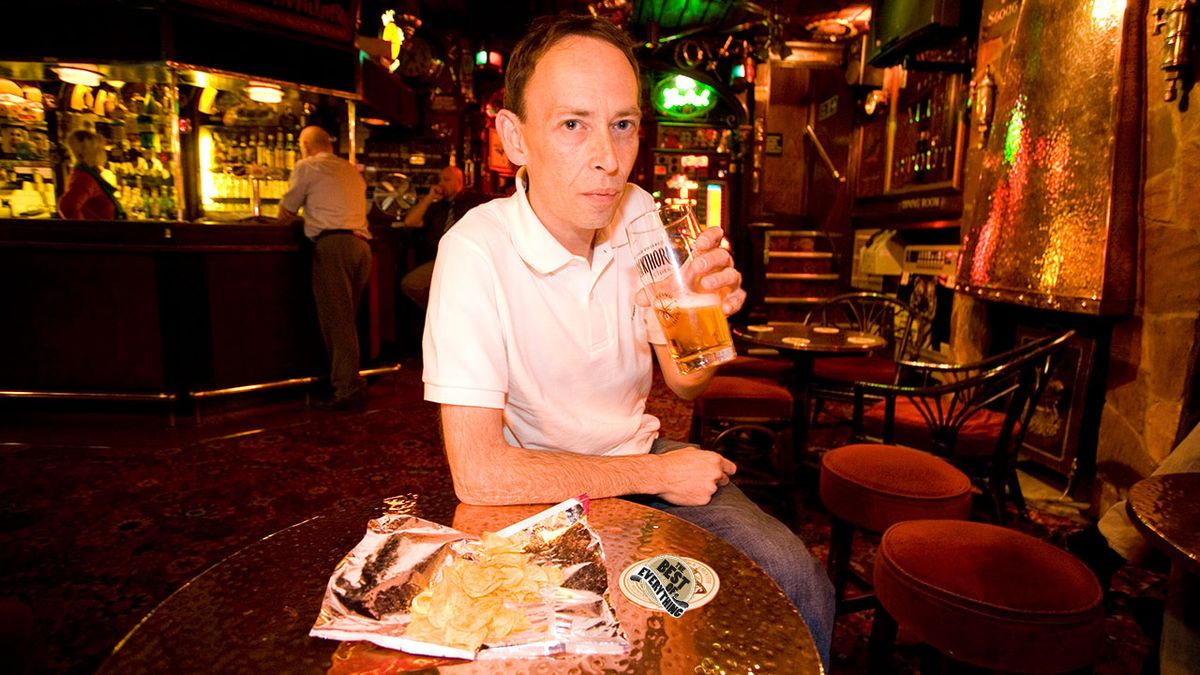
top-left (438, 170), bottom-right (463, 199)
top-left (507, 36), bottom-right (641, 235)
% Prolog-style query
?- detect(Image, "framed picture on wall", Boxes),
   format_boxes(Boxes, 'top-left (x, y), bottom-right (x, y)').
top-left (487, 127), bottom-right (516, 176)
top-left (1017, 328), bottom-right (1097, 480)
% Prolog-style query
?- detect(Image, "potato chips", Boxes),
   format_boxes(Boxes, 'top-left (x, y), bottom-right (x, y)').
top-left (404, 531), bottom-right (564, 651)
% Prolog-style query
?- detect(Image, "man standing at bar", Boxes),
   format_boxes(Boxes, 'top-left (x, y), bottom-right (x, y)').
top-left (279, 126), bottom-right (371, 411)
top-left (422, 14), bottom-right (835, 665)
top-left (398, 165), bottom-right (489, 307)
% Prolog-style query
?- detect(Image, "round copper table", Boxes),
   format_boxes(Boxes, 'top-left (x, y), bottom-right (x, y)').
top-left (733, 322), bottom-right (887, 465)
top-left (1126, 473), bottom-right (1200, 674)
top-left (100, 495), bottom-right (822, 674)
top-left (1127, 473), bottom-right (1200, 575)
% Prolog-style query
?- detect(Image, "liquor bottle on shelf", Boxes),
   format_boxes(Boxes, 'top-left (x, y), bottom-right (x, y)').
top-left (147, 188), bottom-right (161, 219)
top-left (160, 188), bottom-right (175, 220)
top-left (273, 132), bottom-right (284, 170)
top-left (284, 133), bottom-right (296, 170)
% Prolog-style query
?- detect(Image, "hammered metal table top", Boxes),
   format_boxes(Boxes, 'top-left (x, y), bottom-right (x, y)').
top-left (733, 322), bottom-right (887, 355)
top-left (100, 495), bottom-right (821, 674)
top-left (1127, 473), bottom-right (1200, 576)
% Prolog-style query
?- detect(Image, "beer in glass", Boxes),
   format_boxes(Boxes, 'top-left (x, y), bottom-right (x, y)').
top-left (628, 204), bottom-right (735, 374)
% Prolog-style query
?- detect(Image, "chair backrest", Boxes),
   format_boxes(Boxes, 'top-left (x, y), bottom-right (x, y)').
top-left (853, 330), bottom-right (1075, 470)
top-left (805, 291), bottom-right (933, 363)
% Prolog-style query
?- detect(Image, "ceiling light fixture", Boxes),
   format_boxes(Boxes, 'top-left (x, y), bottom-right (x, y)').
top-left (246, 83), bottom-right (283, 104)
top-left (54, 65), bottom-right (104, 87)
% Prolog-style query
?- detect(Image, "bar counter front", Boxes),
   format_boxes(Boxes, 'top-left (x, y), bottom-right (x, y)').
top-left (0, 217), bottom-right (380, 402)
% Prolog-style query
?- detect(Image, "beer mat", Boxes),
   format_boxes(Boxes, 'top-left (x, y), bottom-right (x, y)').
top-left (812, 326), bottom-right (840, 334)
top-left (847, 335), bottom-right (883, 345)
top-left (618, 557), bottom-right (719, 613)
top-left (745, 324), bottom-right (774, 332)
top-left (782, 337), bottom-right (811, 347)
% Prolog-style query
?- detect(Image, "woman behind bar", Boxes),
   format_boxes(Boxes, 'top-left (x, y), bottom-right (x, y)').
top-left (59, 129), bottom-right (125, 220)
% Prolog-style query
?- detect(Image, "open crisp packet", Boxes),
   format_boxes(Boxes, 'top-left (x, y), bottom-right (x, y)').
top-left (310, 496), bottom-right (628, 660)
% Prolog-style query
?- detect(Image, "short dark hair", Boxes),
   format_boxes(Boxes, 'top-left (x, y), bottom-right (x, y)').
top-left (504, 13), bottom-right (640, 119)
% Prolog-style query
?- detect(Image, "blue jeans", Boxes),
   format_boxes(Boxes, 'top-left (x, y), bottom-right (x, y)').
top-left (629, 438), bottom-right (836, 668)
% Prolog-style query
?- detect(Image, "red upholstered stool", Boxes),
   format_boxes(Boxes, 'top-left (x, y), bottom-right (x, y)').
top-left (691, 375), bottom-right (795, 521)
top-left (812, 354), bottom-right (898, 387)
top-left (870, 520), bottom-right (1105, 674)
top-left (819, 444), bottom-right (972, 613)
top-left (718, 354), bottom-right (793, 381)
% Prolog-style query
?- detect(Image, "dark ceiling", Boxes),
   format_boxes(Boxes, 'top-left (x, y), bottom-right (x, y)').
top-left (360, 0), bottom-right (866, 47)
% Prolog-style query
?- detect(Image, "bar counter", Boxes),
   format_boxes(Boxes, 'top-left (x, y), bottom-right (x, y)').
top-left (0, 217), bottom-right (386, 403)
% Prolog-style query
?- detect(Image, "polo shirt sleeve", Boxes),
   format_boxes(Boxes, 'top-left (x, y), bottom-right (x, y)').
top-left (279, 161), bottom-right (309, 214)
top-left (422, 228), bottom-right (508, 409)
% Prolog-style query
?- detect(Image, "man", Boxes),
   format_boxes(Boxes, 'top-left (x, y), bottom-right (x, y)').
top-left (398, 165), bottom-right (489, 307)
top-left (278, 126), bottom-right (371, 411)
top-left (422, 14), bottom-right (835, 666)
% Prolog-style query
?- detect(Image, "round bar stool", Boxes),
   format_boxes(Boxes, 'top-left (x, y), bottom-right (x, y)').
top-left (819, 444), bottom-right (973, 613)
top-left (871, 519), bottom-right (1105, 674)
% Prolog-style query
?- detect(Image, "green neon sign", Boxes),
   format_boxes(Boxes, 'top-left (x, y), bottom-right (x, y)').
top-left (653, 74), bottom-right (717, 119)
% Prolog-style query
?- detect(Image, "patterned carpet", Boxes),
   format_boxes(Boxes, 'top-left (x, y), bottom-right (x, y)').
top-left (0, 365), bottom-right (1163, 674)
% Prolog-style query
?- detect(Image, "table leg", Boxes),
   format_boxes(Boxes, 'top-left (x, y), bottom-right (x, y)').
top-left (790, 356), bottom-right (814, 479)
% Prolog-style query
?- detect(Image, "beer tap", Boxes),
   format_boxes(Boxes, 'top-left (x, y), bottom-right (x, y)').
top-left (1155, 0), bottom-right (1197, 102)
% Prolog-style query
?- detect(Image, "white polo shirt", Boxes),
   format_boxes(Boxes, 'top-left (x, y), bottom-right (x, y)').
top-left (423, 169), bottom-right (662, 457)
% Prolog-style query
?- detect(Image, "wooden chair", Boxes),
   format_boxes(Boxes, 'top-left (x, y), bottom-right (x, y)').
top-left (850, 330), bottom-right (1075, 521)
top-left (803, 292), bottom-right (932, 425)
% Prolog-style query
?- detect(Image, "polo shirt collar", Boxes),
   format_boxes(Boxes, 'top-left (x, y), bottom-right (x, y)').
top-left (511, 167), bottom-right (634, 275)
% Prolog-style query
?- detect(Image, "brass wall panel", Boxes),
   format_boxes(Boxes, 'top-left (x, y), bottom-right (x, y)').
top-left (957, 0), bottom-right (1141, 315)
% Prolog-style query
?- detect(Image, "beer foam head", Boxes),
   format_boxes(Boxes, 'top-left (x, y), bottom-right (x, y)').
top-left (673, 293), bottom-right (723, 309)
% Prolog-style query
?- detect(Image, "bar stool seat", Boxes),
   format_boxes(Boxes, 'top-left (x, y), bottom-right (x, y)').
top-left (718, 354), bottom-right (793, 380)
top-left (692, 375), bottom-right (793, 421)
top-left (812, 354), bottom-right (897, 386)
top-left (872, 519), bottom-right (1105, 674)
top-left (691, 375), bottom-right (795, 522)
top-left (818, 444), bottom-right (972, 612)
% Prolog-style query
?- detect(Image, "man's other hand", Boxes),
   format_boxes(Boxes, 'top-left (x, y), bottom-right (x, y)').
top-left (655, 448), bottom-right (737, 506)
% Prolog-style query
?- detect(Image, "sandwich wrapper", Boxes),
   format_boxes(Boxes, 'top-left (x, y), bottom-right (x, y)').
top-left (310, 496), bottom-right (628, 660)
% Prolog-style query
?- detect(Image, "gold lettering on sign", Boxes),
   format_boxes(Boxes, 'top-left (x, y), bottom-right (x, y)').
top-left (898, 197), bottom-right (946, 210)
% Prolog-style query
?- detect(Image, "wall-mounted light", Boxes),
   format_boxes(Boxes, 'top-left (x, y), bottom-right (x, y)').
top-left (652, 74), bottom-right (717, 118)
top-left (972, 67), bottom-right (998, 147)
top-left (729, 57), bottom-right (756, 92)
top-left (54, 65), bottom-right (103, 87)
top-left (246, 83), bottom-right (283, 104)
top-left (1154, 0), bottom-right (1197, 103)
top-left (863, 89), bottom-right (889, 116)
top-left (198, 87), bottom-right (219, 115)
top-left (475, 50), bottom-right (503, 70)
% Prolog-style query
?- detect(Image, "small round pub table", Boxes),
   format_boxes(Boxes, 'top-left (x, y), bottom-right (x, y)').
top-left (100, 495), bottom-right (822, 674)
top-left (733, 322), bottom-right (887, 466)
top-left (1127, 473), bottom-right (1200, 675)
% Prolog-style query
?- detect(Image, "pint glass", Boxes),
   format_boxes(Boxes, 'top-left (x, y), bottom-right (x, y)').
top-left (627, 204), bottom-right (735, 374)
